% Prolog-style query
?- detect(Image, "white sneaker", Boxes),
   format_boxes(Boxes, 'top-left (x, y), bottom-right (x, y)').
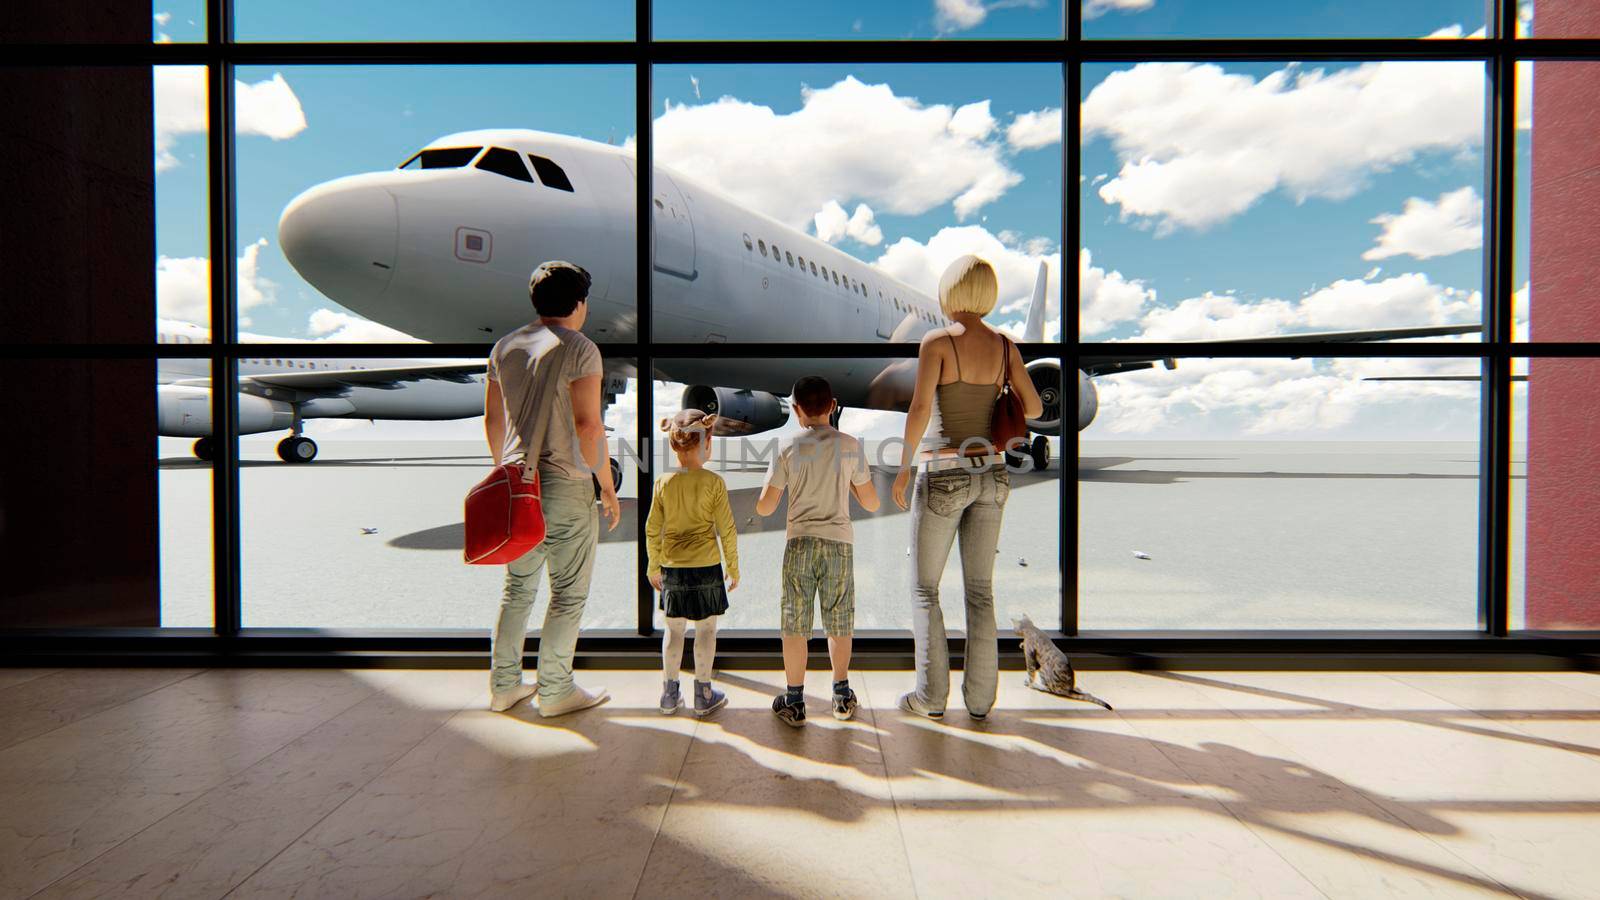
top-left (489, 681), bottom-right (538, 712)
top-left (538, 684), bottom-right (610, 718)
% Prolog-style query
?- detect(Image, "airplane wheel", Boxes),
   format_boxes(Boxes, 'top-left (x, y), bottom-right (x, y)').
top-left (1004, 449), bottom-right (1027, 471)
top-left (192, 437), bottom-right (214, 462)
top-left (609, 456), bottom-right (624, 489)
top-left (1030, 434), bottom-right (1051, 472)
top-left (277, 436), bottom-right (318, 463)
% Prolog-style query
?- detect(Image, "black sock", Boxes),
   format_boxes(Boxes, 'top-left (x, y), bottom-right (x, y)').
top-left (833, 678), bottom-right (850, 695)
top-left (786, 685), bottom-right (804, 702)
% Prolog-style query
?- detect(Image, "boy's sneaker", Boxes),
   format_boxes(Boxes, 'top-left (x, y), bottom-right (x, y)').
top-left (772, 692), bottom-right (806, 727)
top-left (693, 681), bottom-right (727, 717)
top-left (832, 686), bottom-right (859, 721)
top-left (659, 680), bottom-right (683, 716)
top-left (897, 691), bottom-right (944, 721)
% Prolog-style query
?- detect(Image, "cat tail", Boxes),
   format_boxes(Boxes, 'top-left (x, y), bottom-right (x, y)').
top-left (1065, 688), bottom-right (1113, 711)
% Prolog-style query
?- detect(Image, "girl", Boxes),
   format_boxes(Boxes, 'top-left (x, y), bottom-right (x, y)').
top-left (646, 410), bottom-right (739, 716)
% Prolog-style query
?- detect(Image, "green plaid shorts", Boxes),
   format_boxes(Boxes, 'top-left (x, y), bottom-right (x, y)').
top-left (780, 536), bottom-right (856, 637)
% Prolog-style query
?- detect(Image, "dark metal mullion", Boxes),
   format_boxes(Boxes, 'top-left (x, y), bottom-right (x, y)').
top-left (1063, 56), bottom-right (1079, 637)
top-left (1479, 23), bottom-right (1517, 636)
top-left (206, 0), bottom-right (241, 642)
top-left (635, 9), bottom-right (656, 638)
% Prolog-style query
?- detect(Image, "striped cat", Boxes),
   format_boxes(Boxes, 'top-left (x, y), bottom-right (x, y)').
top-left (1013, 615), bottom-right (1112, 710)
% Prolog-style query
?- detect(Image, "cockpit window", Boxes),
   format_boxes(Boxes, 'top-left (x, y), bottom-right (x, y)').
top-left (398, 147), bottom-right (482, 170)
top-left (528, 155), bottom-right (575, 192)
top-left (475, 147), bottom-right (533, 183)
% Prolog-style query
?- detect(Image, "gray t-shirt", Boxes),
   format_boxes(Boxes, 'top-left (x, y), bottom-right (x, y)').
top-left (487, 323), bottom-right (603, 481)
top-left (764, 425), bottom-right (871, 544)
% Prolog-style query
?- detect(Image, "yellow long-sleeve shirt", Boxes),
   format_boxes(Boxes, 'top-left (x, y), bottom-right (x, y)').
top-left (645, 467), bottom-right (739, 580)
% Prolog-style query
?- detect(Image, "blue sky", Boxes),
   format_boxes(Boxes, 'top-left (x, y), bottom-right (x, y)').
top-left (1083, 0), bottom-right (1485, 38)
top-left (655, 0), bottom-right (1062, 39)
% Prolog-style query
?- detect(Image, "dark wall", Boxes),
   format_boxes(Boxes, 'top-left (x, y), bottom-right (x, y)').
top-left (0, 5), bottom-right (162, 627)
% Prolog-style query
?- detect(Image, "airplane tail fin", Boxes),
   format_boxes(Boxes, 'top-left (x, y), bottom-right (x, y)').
top-left (1022, 261), bottom-right (1048, 343)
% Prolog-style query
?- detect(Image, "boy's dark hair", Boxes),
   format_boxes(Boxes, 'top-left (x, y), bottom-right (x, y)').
top-left (528, 261), bottom-right (591, 318)
top-left (791, 375), bottom-right (835, 418)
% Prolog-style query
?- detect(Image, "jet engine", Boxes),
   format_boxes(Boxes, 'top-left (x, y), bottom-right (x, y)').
top-left (157, 385), bottom-right (294, 437)
top-left (682, 385), bottom-right (791, 436)
top-left (1024, 359), bottom-right (1062, 435)
top-left (1077, 369), bottom-right (1098, 432)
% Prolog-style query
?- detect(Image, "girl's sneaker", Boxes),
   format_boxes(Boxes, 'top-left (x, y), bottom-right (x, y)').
top-left (772, 692), bottom-right (806, 727)
top-left (660, 680), bottom-right (683, 715)
top-left (693, 681), bottom-right (727, 717)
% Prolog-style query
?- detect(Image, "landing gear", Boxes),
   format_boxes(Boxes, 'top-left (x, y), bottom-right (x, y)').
top-left (1030, 434), bottom-right (1051, 472)
top-left (277, 435), bottom-right (318, 463)
top-left (192, 437), bottom-right (214, 462)
top-left (594, 457), bottom-right (624, 496)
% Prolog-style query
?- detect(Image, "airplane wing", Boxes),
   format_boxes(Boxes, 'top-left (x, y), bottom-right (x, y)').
top-left (168, 362), bottom-right (485, 393)
top-left (1082, 324), bottom-right (1483, 377)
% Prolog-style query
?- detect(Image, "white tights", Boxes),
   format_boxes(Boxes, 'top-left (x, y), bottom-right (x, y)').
top-left (662, 615), bottom-right (719, 682)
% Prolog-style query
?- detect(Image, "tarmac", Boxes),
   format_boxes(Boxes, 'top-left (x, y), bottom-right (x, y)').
top-left (157, 438), bottom-right (1524, 633)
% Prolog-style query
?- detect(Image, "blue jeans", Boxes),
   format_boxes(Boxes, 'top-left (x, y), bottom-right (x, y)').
top-left (908, 466), bottom-right (1009, 716)
top-left (490, 471), bottom-right (598, 700)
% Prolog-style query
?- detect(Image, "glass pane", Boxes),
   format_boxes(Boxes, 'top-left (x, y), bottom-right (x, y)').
top-left (653, 64), bottom-right (1062, 343)
top-left (1083, 0), bottom-right (1486, 38)
top-left (1515, 59), bottom-right (1600, 341)
top-left (1512, 358), bottom-right (1599, 631)
top-left (1082, 61), bottom-right (1486, 344)
top-left (1, 359), bottom-right (183, 628)
top-left (151, 2), bottom-right (204, 42)
top-left (156, 65), bottom-right (212, 341)
top-left (234, 65), bottom-right (636, 343)
top-left (234, 1), bottom-right (635, 41)
top-left (242, 358), bottom-right (639, 629)
top-left (1078, 356), bottom-right (1481, 630)
top-left (656, 1), bottom-right (1062, 40)
top-left (158, 357), bottom-right (216, 627)
top-left (652, 357), bottom-right (1063, 632)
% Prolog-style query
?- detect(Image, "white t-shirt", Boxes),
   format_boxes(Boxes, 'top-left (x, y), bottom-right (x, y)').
top-left (764, 425), bottom-right (871, 544)
top-left (486, 323), bottom-right (603, 481)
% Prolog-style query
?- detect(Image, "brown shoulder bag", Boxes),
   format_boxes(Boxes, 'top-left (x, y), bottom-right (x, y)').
top-left (991, 334), bottom-right (1029, 454)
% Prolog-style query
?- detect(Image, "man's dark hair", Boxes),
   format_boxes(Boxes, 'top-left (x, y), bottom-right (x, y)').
top-left (528, 261), bottom-right (591, 318)
top-left (792, 375), bottom-right (835, 418)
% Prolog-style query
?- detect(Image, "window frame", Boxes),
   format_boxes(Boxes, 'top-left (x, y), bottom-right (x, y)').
top-left (6, 0), bottom-right (1599, 666)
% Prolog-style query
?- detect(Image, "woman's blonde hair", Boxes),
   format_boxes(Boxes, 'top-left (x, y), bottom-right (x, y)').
top-left (938, 254), bottom-right (998, 318)
top-left (661, 409), bottom-right (717, 452)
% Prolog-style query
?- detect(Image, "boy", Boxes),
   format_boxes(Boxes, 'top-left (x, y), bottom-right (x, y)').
top-left (755, 376), bottom-right (879, 725)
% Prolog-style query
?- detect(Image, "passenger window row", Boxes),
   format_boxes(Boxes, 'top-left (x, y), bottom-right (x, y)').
top-left (741, 231), bottom-right (950, 326)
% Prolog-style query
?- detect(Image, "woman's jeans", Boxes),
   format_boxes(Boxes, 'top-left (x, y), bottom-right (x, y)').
top-left (491, 471), bottom-right (599, 701)
top-left (909, 465), bottom-right (1010, 716)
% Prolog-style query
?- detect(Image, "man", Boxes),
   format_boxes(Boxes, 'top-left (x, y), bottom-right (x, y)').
top-left (485, 261), bottom-right (621, 716)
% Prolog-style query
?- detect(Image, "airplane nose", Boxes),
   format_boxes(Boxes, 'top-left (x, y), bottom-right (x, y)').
top-left (278, 177), bottom-right (398, 306)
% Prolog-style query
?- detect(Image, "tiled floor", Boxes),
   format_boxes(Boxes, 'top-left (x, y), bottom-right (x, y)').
top-left (1, 667), bottom-right (1597, 899)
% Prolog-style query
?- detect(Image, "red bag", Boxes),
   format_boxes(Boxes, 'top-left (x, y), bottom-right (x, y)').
top-left (464, 463), bottom-right (546, 565)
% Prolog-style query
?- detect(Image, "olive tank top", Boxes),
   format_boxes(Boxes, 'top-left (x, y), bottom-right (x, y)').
top-left (936, 333), bottom-right (1001, 451)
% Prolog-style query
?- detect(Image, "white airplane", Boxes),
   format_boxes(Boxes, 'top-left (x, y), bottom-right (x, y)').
top-left (276, 129), bottom-right (1063, 470)
top-left (157, 321), bottom-right (485, 462)
top-left (272, 128), bottom-right (1479, 462)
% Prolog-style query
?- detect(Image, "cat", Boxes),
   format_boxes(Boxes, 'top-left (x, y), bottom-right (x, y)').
top-left (1013, 615), bottom-right (1113, 710)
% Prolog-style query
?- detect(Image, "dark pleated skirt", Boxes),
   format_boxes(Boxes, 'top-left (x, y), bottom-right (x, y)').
top-left (659, 563), bottom-right (730, 621)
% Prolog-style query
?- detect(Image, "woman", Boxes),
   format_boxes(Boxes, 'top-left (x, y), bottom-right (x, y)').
top-left (891, 255), bottom-right (1044, 721)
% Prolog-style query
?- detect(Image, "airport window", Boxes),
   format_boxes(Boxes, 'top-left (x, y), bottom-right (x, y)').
top-left (527, 155), bottom-right (575, 192)
top-left (398, 146), bottom-right (481, 170)
top-left (474, 147), bottom-right (534, 183)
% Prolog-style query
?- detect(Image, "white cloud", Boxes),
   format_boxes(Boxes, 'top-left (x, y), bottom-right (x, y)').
top-left (306, 309), bottom-right (423, 343)
top-left (1006, 106), bottom-right (1062, 150)
top-left (1134, 272), bottom-right (1480, 341)
top-left (153, 11), bottom-right (171, 25)
top-left (1079, 249), bottom-right (1154, 336)
top-left (689, 75), bottom-right (701, 100)
top-left (935, 0), bottom-right (989, 30)
top-left (156, 238), bottom-right (280, 326)
top-left (655, 76), bottom-right (1022, 227)
top-left (1083, 0), bottom-right (1155, 20)
top-left (1364, 186), bottom-right (1482, 261)
top-left (1082, 61), bottom-right (1484, 232)
top-left (813, 201), bottom-right (885, 246)
top-left (155, 68), bottom-right (308, 173)
top-left (873, 224), bottom-right (1060, 339)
